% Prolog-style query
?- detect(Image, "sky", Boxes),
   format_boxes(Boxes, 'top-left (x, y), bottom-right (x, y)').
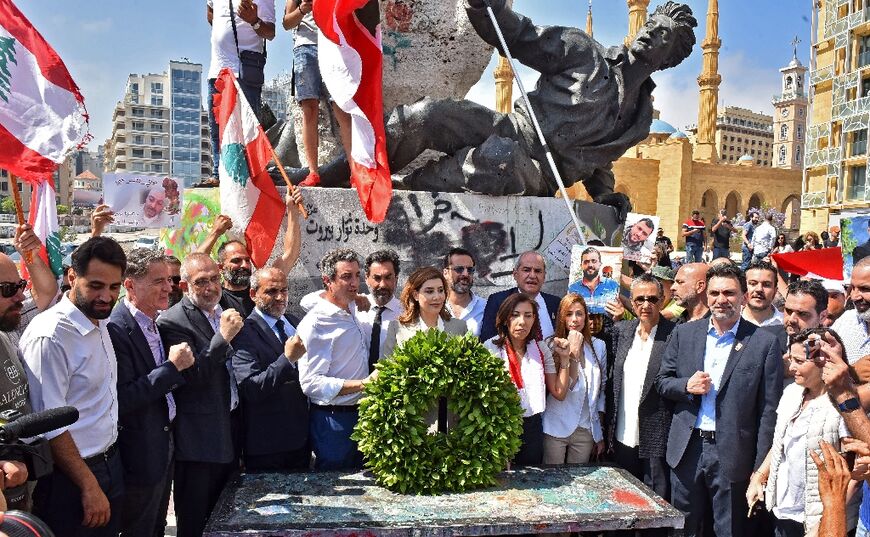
top-left (13, 0), bottom-right (814, 149)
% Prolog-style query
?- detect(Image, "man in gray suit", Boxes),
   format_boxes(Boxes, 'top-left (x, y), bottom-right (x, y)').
top-left (656, 264), bottom-right (783, 537)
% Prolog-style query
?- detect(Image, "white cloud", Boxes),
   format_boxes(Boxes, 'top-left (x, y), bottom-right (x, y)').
top-left (80, 18), bottom-right (113, 34)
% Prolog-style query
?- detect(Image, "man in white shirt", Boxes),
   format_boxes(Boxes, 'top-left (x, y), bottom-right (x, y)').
top-left (608, 273), bottom-right (675, 535)
top-left (741, 260), bottom-right (783, 327)
top-left (358, 250), bottom-right (403, 362)
top-left (206, 0), bottom-right (276, 181)
top-left (443, 247), bottom-right (485, 337)
top-left (748, 213), bottom-right (777, 263)
top-left (831, 257), bottom-right (870, 364)
top-left (22, 237), bottom-right (128, 536)
top-left (297, 249), bottom-right (377, 470)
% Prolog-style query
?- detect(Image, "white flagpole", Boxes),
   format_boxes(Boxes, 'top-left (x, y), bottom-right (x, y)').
top-left (481, 0), bottom-right (585, 239)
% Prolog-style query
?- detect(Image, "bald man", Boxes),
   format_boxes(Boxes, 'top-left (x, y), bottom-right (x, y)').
top-left (671, 263), bottom-right (710, 324)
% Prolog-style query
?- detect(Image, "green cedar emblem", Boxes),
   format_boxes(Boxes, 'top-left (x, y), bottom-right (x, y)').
top-left (0, 36), bottom-right (17, 104)
top-left (221, 143), bottom-right (249, 187)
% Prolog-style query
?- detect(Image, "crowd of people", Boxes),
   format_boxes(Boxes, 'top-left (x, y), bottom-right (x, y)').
top-left (0, 189), bottom-right (866, 537)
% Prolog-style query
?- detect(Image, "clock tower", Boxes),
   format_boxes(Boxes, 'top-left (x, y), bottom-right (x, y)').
top-left (772, 37), bottom-right (809, 171)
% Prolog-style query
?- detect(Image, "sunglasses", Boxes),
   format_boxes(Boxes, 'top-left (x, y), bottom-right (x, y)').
top-left (632, 295), bottom-right (660, 305)
top-left (451, 266), bottom-right (476, 275)
top-left (0, 279), bottom-right (26, 298)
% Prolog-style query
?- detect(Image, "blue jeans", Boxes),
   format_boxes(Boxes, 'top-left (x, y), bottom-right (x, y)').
top-left (294, 44), bottom-right (324, 101)
top-left (741, 245), bottom-right (753, 270)
top-left (207, 77), bottom-right (262, 178)
top-left (310, 406), bottom-right (363, 471)
top-left (712, 246), bottom-right (730, 260)
top-left (685, 242), bottom-right (704, 263)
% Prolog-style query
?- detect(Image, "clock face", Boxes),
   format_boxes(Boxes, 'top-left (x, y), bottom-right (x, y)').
top-left (782, 109), bottom-right (790, 118)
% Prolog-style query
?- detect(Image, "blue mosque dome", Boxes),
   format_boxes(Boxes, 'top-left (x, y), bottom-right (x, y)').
top-left (649, 119), bottom-right (677, 135)
top-left (669, 130), bottom-right (688, 139)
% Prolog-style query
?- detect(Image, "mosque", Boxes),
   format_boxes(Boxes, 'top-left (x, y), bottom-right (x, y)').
top-left (492, 0), bottom-right (805, 246)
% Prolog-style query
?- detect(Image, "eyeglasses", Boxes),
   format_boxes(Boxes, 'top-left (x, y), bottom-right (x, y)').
top-left (191, 275), bottom-right (221, 289)
top-left (170, 276), bottom-right (181, 285)
top-left (451, 266), bottom-right (476, 275)
top-left (632, 295), bottom-right (660, 305)
top-left (0, 280), bottom-right (26, 298)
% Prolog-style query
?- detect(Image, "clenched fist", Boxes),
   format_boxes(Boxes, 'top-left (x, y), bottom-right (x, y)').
top-left (284, 334), bottom-right (306, 362)
top-left (168, 342), bottom-right (195, 371)
top-left (220, 308), bottom-right (244, 342)
top-left (686, 371), bottom-right (712, 395)
top-left (213, 214), bottom-right (233, 236)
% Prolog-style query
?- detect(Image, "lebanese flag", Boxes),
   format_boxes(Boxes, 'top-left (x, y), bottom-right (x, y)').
top-left (314, 0), bottom-right (392, 223)
top-left (0, 0), bottom-right (90, 183)
top-left (213, 69), bottom-right (284, 268)
top-left (772, 247), bottom-right (844, 281)
top-left (27, 180), bottom-right (62, 277)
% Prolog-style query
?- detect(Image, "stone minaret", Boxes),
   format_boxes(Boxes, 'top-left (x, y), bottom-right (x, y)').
top-left (586, 0), bottom-right (594, 37)
top-left (494, 56), bottom-right (514, 114)
top-left (626, 0), bottom-right (650, 44)
top-left (695, 0), bottom-right (722, 162)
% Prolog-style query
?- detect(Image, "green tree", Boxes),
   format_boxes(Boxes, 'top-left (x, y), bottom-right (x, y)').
top-left (0, 197), bottom-right (16, 215)
top-left (56, 204), bottom-right (69, 215)
top-left (58, 226), bottom-right (78, 243)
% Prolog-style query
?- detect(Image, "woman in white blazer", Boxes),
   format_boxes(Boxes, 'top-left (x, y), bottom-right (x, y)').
top-left (542, 293), bottom-right (607, 464)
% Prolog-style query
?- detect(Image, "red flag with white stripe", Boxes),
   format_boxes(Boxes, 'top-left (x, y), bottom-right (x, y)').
top-left (214, 68), bottom-right (284, 268)
top-left (771, 247), bottom-right (844, 281)
top-left (314, 0), bottom-right (392, 223)
top-left (0, 0), bottom-right (90, 183)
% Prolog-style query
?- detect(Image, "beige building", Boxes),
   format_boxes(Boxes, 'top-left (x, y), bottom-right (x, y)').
top-left (688, 106), bottom-right (775, 166)
top-left (802, 0), bottom-right (870, 233)
top-left (773, 56), bottom-right (809, 170)
top-left (104, 60), bottom-right (212, 187)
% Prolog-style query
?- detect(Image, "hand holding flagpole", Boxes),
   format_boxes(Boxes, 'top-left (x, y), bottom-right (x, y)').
top-left (8, 174), bottom-right (33, 265)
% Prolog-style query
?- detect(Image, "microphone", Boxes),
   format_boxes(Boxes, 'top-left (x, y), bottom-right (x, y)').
top-left (0, 406), bottom-right (79, 443)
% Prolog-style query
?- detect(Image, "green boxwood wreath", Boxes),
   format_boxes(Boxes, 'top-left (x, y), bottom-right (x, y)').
top-left (352, 329), bottom-right (524, 494)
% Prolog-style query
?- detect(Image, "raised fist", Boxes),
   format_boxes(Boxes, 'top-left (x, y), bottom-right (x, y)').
top-left (284, 334), bottom-right (306, 362)
top-left (168, 342), bottom-right (195, 371)
top-left (220, 308), bottom-right (244, 342)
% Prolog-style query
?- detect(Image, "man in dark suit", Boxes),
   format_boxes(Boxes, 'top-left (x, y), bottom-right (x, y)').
top-left (656, 264), bottom-right (783, 537)
top-left (109, 249), bottom-right (195, 537)
top-left (607, 273), bottom-right (675, 537)
top-left (156, 252), bottom-right (244, 537)
top-left (479, 251), bottom-right (560, 342)
top-left (232, 267), bottom-right (309, 471)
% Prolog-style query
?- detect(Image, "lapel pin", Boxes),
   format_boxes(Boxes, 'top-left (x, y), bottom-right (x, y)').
top-left (735, 342), bottom-right (743, 352)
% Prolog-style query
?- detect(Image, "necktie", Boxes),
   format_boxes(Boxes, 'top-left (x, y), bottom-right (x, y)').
top-left (368, 306), bottom-right (384, 373)
top-left (276, 318), bottom-right (289, 345)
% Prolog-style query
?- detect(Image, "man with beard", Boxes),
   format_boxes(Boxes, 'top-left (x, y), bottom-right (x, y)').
top-left (670, 262), bottom-right (709, 324)
top-left (108, 249), bottom-right (194, 537)
top-left (21, 237), bottom-right (128, 536)
top-left (831, 257), bottom-right (870, 364)
top-left (480, 251), bottom-right (561, 342)
top-left (656, 264), bottom-right (782, 536)
top-left (821, 279), bottom-right (847, 327)
top-left (156, 253), bottom-right (244, 537)
top-left (358, 250), bottom-right (403, 362)
top-left (567, 247), bottom-right (621, 318)
top-left (443, 248), bottom-right (485, 337)
top-left (196, 189), bottom-right (305, 316)
top-left (166, 255), bottom-right (184, 308)
top-left (232, 267), bottom-right (308, 471)
top-left (623, 217), bottom-right (655, 261)
top-left (741, 260), bottom-right (782, 327)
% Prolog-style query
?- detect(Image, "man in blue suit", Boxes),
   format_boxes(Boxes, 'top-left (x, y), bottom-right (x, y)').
top-left (656, 263), bottom-right (783, 537)
top-left (232, 267), bottom-right (309, 471)
top-left (479, 251), bottom-right (560, 342)
top-left (108, 249), bottom-right (195, 537)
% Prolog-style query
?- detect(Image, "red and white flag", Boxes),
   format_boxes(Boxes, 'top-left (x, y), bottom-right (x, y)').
top-left (213, 68), bottom-right (284, 268)
top-left (314, 0), bottom-right (392, 223)
top-left (0, 0), bottom-right (90, 183)
top-left (772, 247), bottom-right (844, 281)
top-left (28, 180), bottom-right (62, 276)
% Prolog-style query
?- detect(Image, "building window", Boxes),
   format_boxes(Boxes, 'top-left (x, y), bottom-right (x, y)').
top-left (151, 96), bottom-right (163, 106)
top-left (1, 184), bottom-right (7, 192)
top-left (152, 150), bottom-right (163, 159)
top-left (797, 125), bottom-right (803, 140)
top-left (151, 124), bottom-right (163, 132)
top-left (151, 110), bottom-right (163, 119)
top-left (132, 149), bottom-right (144, 158)
top-left (860, 36), bottom-right (870, 68)
top-left (131, 108), bottom-right (144, 117)
top-left (151, 163), bottom-right (164, 173)
top-left (795, 145), bottom-right (802, 164)
top-left (780, 124), bottom-right (789, 141)
top-left (779, 146), bottom-right (787, 164)
top-left (132, 121), bottom-right (145, 131)
top-left (852, 130), bottom-right (868, 156)
top-left (848, 165), bottom-right (868, 200)
top-left (798, 108), bottom-right (804, 117)
top-left (151, 82), bottom-right (163, 94)
top-left (151, 136), bottom-right (163, 146)
top-left (133, 135), bottom-right (144, 144)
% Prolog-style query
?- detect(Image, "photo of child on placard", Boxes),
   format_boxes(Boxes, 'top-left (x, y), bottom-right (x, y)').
top-left (568, 244), bottom-right (623, 315)
top-left (621, 212), bottom-right (659, 264)
top-left (103, 173), bottom-right (183, 229)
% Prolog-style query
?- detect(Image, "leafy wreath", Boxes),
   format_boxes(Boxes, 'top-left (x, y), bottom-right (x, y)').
top-left (353, 329), bottom-right (524, 494)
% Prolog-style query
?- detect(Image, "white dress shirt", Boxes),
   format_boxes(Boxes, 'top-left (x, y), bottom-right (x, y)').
top-left (449, 293), bottom-right (485, 337)
top-left (199, 303), bottom-right (239, 411)
top-left (616, 325), bottom-right (658, 447)
top-left (297, 299), bottom-right (370, 406)
top-left (831, 309), bottom-right (870, 365)
top-left (356, 295), bottom-right (402, 355)
top-left (543, 337), bottom-right (607, 441)
top-left (20, 295), bottom-right (118, 458)
top-left (484, 338), bottom-right (555, 417)
top-left (533, 293), bottom-right (555, 339)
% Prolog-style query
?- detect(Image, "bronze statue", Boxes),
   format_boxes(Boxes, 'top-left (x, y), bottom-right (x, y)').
top-left (273, 0), bottom-right (697, 219)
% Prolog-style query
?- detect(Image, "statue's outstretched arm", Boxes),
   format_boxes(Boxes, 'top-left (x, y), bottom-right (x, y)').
top-left (465, 0), bottom-right (576, 77)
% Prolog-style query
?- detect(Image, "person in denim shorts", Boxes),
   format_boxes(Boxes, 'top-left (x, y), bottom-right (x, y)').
top-left (283, 0), bottom-right (351, 187)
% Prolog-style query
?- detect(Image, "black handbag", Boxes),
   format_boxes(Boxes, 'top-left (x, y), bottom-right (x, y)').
top-left (228, 0), bottom-right (267, 87)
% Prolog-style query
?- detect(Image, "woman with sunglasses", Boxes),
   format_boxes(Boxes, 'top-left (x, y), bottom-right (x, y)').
top-left (746, 328), bottom-right (851, 537)
top-left (541, 293), bottom-right (606, 464)
top-left (484, 293), bottom-right (572, 465)
top-left (801, 231), bottom-right (821, 251)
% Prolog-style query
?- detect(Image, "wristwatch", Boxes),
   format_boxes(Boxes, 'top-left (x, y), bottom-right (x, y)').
top-left (252, 18), bottom-right (262, 30)
top-left (837, 397), bottom-right (861, 413)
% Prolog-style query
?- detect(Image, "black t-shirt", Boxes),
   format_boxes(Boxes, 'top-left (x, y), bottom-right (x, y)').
top-left (224, 287), bottom-right (255, 317)
top-left (655, 236), bottom-right (673, 267)
top-left (712, 220), bottom-right (732, 249)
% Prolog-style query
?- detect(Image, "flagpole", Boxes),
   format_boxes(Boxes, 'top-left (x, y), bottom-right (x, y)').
top-left (481, 0), bottom-right (585, 240)
top-left (8, 174), bottom-right (33, 264)
top-left (268, 147), bottom-right (310, 220)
